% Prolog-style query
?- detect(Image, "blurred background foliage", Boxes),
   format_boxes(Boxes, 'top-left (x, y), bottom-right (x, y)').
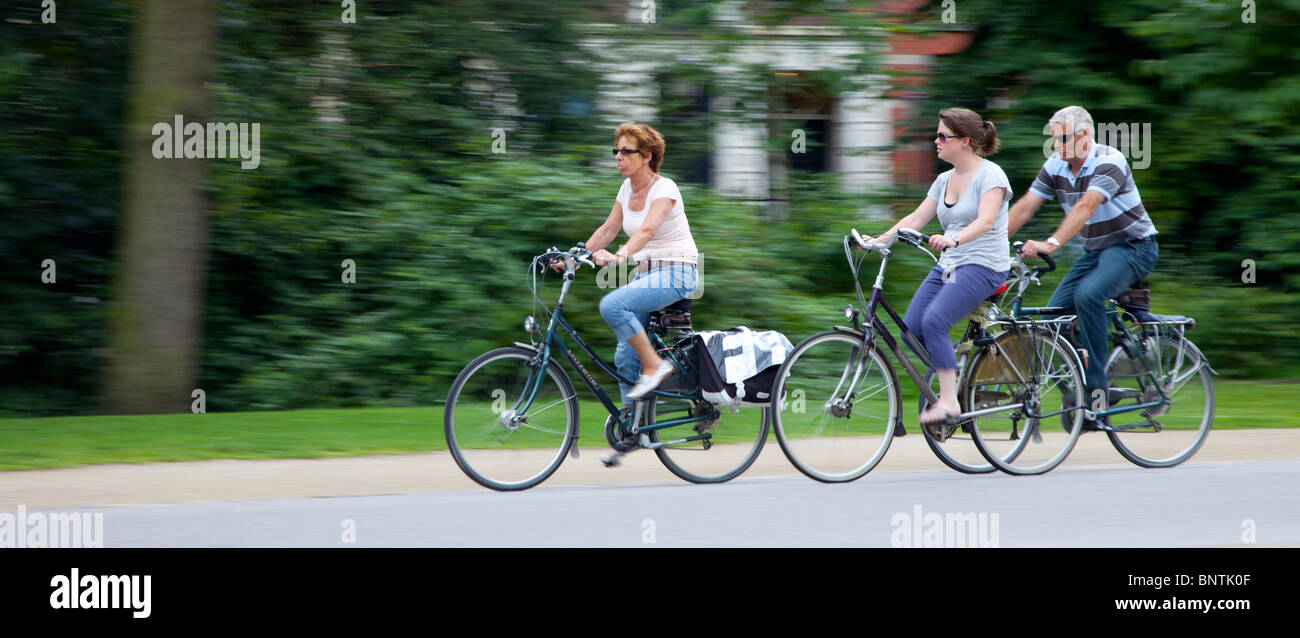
top-left (0, 0), bottom-right (1296, 416)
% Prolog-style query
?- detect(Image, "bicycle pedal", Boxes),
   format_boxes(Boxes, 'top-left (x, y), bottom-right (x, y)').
top-left (600, 451), bottom-right (623, 468)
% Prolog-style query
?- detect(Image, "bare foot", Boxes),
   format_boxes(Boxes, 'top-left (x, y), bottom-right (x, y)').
top-left (919, 399), bottom-right (961, 424)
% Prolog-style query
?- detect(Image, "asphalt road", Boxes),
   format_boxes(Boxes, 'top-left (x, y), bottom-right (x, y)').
top-left (81, 459), bottom-right (1298, 547)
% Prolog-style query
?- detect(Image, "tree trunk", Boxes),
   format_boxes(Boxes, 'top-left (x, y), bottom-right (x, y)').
top-left (101, 0), bottom-right (217, 414)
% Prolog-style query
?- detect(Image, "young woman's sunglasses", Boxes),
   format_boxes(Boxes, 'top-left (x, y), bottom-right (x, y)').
top-left (934, 132), bottom-right (967, 143)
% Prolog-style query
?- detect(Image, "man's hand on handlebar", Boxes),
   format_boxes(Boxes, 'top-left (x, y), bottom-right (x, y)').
top-left (1018, 239), bottom-right (1057, 260)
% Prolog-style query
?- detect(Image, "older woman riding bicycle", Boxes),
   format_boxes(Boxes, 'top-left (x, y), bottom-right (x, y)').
top-left (556, 123), bottom-right (698, 404)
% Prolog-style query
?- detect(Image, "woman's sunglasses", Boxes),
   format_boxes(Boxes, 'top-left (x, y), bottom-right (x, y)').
top-left (612, 147), bottom-right (643, 157)
top-left (934, 132), bottom-right (967, 143)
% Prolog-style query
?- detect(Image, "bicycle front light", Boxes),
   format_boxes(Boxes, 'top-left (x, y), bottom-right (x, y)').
top-left (844, 304), bottom-right (856, 322)
top-left (523, 315), bottom-right (537, 334)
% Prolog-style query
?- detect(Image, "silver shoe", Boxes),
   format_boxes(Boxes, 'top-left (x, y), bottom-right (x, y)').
top-left (626, 360), bottom-right (674, 400)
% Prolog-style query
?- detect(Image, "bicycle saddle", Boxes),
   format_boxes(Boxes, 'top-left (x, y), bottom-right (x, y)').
top-left (652, 298), bottom-right (694, 330)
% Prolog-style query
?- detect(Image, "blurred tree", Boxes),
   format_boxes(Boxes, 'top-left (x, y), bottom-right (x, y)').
top-left (100, 0), bottom-right (218, 414)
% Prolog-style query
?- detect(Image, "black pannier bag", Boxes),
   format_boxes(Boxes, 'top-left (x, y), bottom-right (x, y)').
top-left (692, 327), bottom-right (794, 408)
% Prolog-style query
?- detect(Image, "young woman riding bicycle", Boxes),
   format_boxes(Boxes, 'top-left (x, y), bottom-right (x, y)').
top-left (859, 108), bottom-right (1012, 425)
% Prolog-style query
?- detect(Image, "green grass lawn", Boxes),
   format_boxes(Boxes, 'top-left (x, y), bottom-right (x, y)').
top-left (0, 378), bottom-right (1293, 471)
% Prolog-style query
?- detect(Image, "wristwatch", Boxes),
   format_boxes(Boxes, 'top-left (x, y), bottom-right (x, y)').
top-left (1046, 237), bottom-right (1061, 248)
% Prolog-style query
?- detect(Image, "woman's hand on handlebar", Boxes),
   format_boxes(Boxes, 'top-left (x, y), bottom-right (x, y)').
top-left (928, 234), bottom-right (956, 252)
top-left (590, 248), bottom-right (622, 267)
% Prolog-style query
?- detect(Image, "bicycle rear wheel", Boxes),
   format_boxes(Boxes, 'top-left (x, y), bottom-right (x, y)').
top-left (1105, 331), bottom-right (1214, 467)
top-left (649, 398), bottom-right (769, 484)
top-left (771, 331), bottom-right (898, 482)
top-left (966, 326), bottom-right (1085, 475)
top-left (444, 346), bottom-right (579, 491)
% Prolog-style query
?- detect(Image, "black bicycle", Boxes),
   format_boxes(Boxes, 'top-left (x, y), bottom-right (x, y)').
top-left (443, 244), bottom-right (770, 491)
top-left (769, 228), bottom-right (1087, 481)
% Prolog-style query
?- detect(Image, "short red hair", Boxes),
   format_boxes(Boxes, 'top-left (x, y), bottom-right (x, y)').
top-left (613, 123), bottom-right (666, 172)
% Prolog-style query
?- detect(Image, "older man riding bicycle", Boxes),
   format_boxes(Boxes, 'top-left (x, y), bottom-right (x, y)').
top-left (1008, 106), bottom-right (1159, 430)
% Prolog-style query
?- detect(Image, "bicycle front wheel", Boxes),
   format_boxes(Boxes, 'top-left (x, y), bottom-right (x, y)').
top-left (650, 399), bottom-right (770, 484)
top-left (771, 331), bottom-right (898, 483)
top-left (444, 346), bottom-right (579, 491)
top-left (1105, 331), bottom-right (1214, 468)
top-left (966, 326), bottom-right (1085, 476)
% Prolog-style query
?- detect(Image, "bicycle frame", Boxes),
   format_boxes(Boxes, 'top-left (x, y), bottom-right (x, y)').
top-left (842, 237), bottom-right (1048, 422)
top-left (513, 259), bottom-right (715, 438)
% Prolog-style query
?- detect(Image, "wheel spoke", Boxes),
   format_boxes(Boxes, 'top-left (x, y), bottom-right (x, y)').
top-left (521, 393), bottom-right (577, 418)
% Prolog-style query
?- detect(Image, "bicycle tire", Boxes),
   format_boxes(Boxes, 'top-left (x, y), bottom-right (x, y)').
top-left (771, 330), bottom-right (898, 483)
top-left (649, 399), bottom-right (770, 484)
top-left (444, 346), bottom-right (579, 491)
top-left (1104, 332), bottom-right (1214, 468)
top-left (965, 326), bottom-right (1085, 475)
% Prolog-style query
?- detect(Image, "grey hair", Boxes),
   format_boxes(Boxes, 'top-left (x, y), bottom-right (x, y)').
top-left (1049, 105), bottom-right (1095, 139)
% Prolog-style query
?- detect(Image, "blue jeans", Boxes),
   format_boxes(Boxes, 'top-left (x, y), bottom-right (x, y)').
top-left (1048, 237), bottom-right (1158, 393)
top-left (902, 265), bottom-right (1009, 371)
top-left (598, 264), bottom-right (698, 404)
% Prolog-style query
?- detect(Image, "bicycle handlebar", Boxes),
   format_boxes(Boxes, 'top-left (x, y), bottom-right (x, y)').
top-left (538, 244), bottom-right (597, 271)
top-left (1012, 240), bottom-right (1056, 273)
top-left (849, 227), bottom-right (938, 264)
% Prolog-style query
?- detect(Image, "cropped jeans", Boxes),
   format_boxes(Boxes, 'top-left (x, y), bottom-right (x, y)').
top-left (597, 264), bottom-right (698, 405)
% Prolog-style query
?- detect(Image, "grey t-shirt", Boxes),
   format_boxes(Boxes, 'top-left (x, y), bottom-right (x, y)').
top-left (926, 159), bottom-right (1012, 273)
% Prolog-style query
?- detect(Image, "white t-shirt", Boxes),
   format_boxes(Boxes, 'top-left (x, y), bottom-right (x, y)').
top-left (617, 175), bottom-right (698, 265)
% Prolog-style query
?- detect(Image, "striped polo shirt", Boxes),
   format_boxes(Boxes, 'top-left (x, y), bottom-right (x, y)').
top-left (1029, 143), bottom-right (1157, 251)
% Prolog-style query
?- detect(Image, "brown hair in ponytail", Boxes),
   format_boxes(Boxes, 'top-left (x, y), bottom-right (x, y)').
top-left (939, 107), bottom-right (1000, 157)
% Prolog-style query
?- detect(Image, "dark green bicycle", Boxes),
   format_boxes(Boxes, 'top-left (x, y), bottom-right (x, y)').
top-left (1016, 280), bottom-right (1216, 468)
top-left (443, 244), bottom-right (770, 491)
